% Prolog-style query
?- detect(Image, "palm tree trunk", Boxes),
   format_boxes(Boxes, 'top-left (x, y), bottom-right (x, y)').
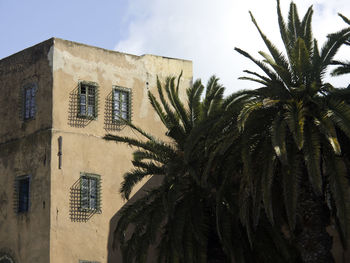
top-left (295, 180), bottom-right (334, 263)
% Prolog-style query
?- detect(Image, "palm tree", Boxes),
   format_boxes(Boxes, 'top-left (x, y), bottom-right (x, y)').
top-left (104, 74), bottom-right (230, 263)
top-left (104, 74), bottom-right (300, 263)
top-left (233, 1), bottom-right (350, 262)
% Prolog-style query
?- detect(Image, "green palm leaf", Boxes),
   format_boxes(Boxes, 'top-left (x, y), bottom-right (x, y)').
top-left (326, 154), bottom-right (350, 248)
top-left (284, 100), bottom-right (305, 150)
top-left (282, 143), bottom-right (300, 231)
top-left (302, 121), bottom-right (322, 195)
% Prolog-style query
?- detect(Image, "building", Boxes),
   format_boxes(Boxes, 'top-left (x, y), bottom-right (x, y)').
top-left (0, 38), bottom-right (192, 263)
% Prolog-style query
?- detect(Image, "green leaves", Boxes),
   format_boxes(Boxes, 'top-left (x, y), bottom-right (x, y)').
top-left (235, 2), bottom-right (350, 260)
top-left (303, 121), bottom-right (322, 195)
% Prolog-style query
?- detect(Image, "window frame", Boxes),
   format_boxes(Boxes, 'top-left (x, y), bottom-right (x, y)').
top-left (22, 83), bottom-right (37, 121)
top-left (16, 175), bottom-right (31, 214)
top-left (78, 81), bottom-right (99, 119)
top-left (112, 86), bottom-right (131, 122)
top-left (79, 173), bottom-right (101, 212)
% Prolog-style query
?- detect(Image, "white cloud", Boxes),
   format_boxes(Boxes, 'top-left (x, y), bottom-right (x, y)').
top-left (115, 0), bottom-right (350, 94)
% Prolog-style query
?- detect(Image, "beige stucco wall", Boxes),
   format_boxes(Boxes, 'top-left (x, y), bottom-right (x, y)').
top-left (49, 38), bottom-right (192, 263)
top-left (0, 39), bottom-right (53, 263)
top-left (0, 132), bottom-right (51, 263)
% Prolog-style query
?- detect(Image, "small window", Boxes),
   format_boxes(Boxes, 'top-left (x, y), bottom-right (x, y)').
top-left (78, 82), bottom-right (98, 119)
top-left (23, 84), bottom-right (37, 120)
top-left (79, 260), bottom-right (100, 263)
top-left (80, 173), bottom-right (101, 211)
top-left (113, 87), bottom-right (131, 122)
top-left (17, 175), bottom-right (30, 213)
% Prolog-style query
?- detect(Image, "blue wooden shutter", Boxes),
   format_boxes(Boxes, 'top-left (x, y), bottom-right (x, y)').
top-left (81, 176), bottom-right (89, 209)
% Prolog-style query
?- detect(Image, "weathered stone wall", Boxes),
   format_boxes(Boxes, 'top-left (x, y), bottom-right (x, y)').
top-left (0, 39), bottom-right (53, 263)
top-left (0, 39), bottom-right (53, 143)
top-left (0, 131), bottom-right (51, 263)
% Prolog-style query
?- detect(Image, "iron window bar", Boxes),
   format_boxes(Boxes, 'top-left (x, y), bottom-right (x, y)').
top-left (79, 173), bottom-right (101, 212)
top-left (22, 83), bottom-right (37, 120)
top-left (78, 81), bottom-right (99, 119)
top-left (112, 86), bottom-right (131, 122)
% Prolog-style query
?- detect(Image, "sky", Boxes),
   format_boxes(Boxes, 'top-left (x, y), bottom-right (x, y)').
top-left (0, 0), bottom-right (349, 94)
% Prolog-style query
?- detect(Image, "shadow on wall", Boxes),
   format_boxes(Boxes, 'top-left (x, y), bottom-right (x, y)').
top-left (107, 176), bottom-right (163, 263)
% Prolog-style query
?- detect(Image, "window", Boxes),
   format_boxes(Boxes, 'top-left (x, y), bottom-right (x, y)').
top-left (113, 87), bottom-right (131, 122)
top-left (78, 82), bottom-right (98, 119)
top-left (80, 173), bottom-right (101, 211)
top-left (79, 260), bottom-right (100, 263)
top-left (23, 84), bottom-right (37, 120)
top-left (17, 175), bottom-right (30, 213)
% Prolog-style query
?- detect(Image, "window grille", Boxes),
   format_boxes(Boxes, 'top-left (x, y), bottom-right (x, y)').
top-left (17, 175), bottom-right (30, 213)
top-left (112, 87), bottom-right (131, 122)
top-left (80, 173), bottom-right (101, 212)
top-left (78, 82), bottom-right (98, 119)
top-left (0, 254), bottom-right (15, 263)
top-left (23, 84), bottom-right (37, 120)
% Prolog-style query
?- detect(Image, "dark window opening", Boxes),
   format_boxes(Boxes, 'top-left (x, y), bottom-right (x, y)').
top-left (18, 176), bottom-right (30, 213)
top-left (23, 84), bottom-right (37, 120)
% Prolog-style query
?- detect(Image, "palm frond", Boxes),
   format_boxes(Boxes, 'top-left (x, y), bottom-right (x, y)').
top-left (133, 150), bottom-right (166, 163)
top-left (339, 13), bottom-right (350, 25)
top-left (316, 114), bottom-right (341, 155)
top-left (282, 143), bottom-right (300, 231)
top-left (320, 27), bottom-right (350, 75)
top-left (326, 154), bottom-right (350, 247)
top-left (249, 11), bottom-right (292, 84)
top-left (271, 114), bottom-right (288, 164)
top-left (290, 38), bottom-right (312, 87)
top-left (104, 134), bottom-right (176, 159)
top-left (287, 2), bottom-right (301, 45)
top-left (327, 99), bottom-right (350, 139)
top-left (300, 6), bottom-right (314, 53)
top-left (187, 79), bottom-right (205, 125)
top-left (261, 145), bottom-right (276, 225)
top-left (201, 76), bottom-right (224, 119)
top-left (277, 0), bottom-right (291, 58)
top-left (235, 47), bottom-right (281, 83)
top-left (237, 99), bottom-right (264, 131)
top-left (330, 62), bottom-right (350, 76)
top-left (303, 121), bottom-right (322, 195)
top-left (120, 167), bottom-right (161, 200)
top-left (165, 75), bottom-right (192, 134)
top-left (284, 100), bottom-right (305, 150)
top-left (156, 77), bottom-right (187, 144)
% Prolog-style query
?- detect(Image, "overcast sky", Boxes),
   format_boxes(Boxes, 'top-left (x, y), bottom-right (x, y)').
top-left (0, 0), bottom-right (349, 94)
